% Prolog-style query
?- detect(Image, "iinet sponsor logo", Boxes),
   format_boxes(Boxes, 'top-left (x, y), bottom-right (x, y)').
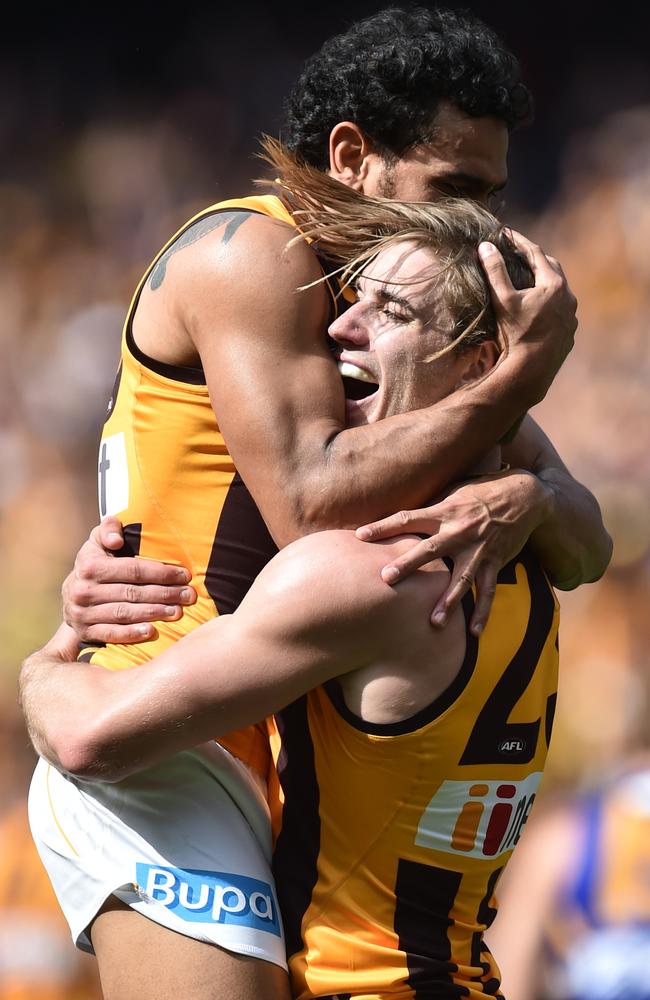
top-left (415, 771), bottom-right (541, 860)
top-left (135, 864), bottom-right (282, 937)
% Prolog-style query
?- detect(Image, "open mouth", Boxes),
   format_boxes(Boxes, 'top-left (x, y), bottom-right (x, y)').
top-left (338, 361), bottom-right (379, 401)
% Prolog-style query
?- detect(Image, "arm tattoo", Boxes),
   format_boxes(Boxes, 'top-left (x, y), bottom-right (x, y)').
top-left (149, 210), bottom-right (253, 290)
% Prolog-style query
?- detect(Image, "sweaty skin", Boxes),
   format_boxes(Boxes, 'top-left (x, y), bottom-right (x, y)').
top-left (26, 237), bottom-right (557, 782)
top-left (58, 108), bottom-right (611, 647)
top-left (22, 533), bottom-right (463, 781)
top-left (22, 231), bottom-right (571, 1000)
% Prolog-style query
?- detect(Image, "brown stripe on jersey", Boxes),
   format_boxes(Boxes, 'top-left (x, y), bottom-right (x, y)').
top-left (394, 859), bottom-right (467, 997)
top-left (545, 692), bottom-right (557, 749)
top-left (77, 647), bottom-right (102, 662)
top-left (105, 362), bottom-right (122, 421)
top-left (460, 550), bottom-right (555, 767)
top-left (117, 522), bottom-right (142, 558)
top-left (272, 696), bottom-right (321, 961)
top-left (205, 472), bottom-right (278, 615)
top-left (470, 866), bottom-right (502, 991)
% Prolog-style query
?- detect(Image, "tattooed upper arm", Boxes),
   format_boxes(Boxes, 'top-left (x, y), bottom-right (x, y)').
top-left (149, 211), bottom-right (254, 291)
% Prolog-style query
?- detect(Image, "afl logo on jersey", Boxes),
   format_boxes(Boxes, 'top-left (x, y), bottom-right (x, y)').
top-left (498, 739), bottom-right (527, 754)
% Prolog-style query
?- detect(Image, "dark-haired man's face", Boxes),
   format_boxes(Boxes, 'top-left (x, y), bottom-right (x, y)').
top-left (364, 100), bottom-right (509, 207)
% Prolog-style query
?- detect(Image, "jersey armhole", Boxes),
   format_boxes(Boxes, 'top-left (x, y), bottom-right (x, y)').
top-left (323, 586), bottom-right (479, 736)
top-left (124, 204), bottom-right (341, 384)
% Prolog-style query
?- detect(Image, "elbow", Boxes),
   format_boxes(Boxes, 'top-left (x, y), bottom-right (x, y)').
top-left (272, 487), bottom-right (346, 545)
top-left (54, 738), bottom-right (98, 780)
top-left (551, 529), bottom-right (614, 591)
top-left (55, 719), bottom-right (129, 783)
top-left (587, 527), bottom-right (614, 583)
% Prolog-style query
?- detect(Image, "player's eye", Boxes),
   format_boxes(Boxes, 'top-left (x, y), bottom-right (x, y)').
top-left (379, 305), bottom-right (409, 323)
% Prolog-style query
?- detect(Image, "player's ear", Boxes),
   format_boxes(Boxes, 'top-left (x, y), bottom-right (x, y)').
top-left (457, 340), bottom-right (500, 384)
top-left (328, 122), bottom-right (376, 190)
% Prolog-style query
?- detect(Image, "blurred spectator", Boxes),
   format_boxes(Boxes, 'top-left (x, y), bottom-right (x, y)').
top-left (488, 754), bottom-right (650, 1000)
top-left (0, 697), bottom-right (102, 998)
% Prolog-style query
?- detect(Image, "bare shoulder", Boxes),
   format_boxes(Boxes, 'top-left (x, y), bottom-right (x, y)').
top-left (158, 208), bottom-right (322, 304)
top-left (134, 205), bottom-right (327, 364)
top-left (252, 529), bottom-right (451, 628)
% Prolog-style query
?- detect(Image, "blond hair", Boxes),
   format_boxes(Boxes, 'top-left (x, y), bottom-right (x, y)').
top-left (260, 136), bottom-right (532, 358)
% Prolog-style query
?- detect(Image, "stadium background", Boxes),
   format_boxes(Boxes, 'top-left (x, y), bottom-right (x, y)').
top-left (1, 2), bottom-right (649, 996)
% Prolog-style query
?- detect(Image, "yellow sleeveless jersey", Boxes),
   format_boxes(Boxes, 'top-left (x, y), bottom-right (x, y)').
top-left (271, 550), bottom-right (560, 999)
top-left (83, 193), bottom-right (339, 775)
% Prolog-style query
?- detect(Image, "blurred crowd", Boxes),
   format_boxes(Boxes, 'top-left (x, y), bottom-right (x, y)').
top-left (1, 62), bottom-right (649, 1000)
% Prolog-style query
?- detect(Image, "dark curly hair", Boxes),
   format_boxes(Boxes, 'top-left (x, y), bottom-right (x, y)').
top-left (283, 6), bottom-right (533, 169)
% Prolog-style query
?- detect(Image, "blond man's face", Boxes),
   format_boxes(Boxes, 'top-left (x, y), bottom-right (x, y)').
top-left (328, 241), bottom-right (476, 427)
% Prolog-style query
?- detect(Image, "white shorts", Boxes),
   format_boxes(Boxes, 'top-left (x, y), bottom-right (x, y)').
top-left (28, 743), bottom-right (286, 970)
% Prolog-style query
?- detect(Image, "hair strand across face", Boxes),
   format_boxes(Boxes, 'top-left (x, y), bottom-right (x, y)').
top-left (259, 137), bottom-right (533, 355)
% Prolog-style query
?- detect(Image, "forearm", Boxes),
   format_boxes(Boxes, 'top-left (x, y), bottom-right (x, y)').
top-left (19, 631), bottom-right (226, 781)
top-left (277, 355), bottom-right (540, 540)
top-left (528, 468), bottom-right (612, 588)
top-left (18, 607), bottom-right (353, 782)
top-left (504, 416), bottom-right (612, 588)
top-left (19, 627), bottom-right (114, 773)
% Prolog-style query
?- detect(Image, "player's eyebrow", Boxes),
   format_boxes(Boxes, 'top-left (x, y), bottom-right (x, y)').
top-left (377, 287), bottom-right (417, 314)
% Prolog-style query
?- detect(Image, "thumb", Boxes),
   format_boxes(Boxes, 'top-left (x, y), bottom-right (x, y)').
top-left (478, 242), bottom-right (515, 308)
top-left (98, 516), bottom-right (125, 550)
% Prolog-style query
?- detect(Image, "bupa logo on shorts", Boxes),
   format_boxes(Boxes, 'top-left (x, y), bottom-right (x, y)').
top-left (135, 864), bottom-right (281, 937)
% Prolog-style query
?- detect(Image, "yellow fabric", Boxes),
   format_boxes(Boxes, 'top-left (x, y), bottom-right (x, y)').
top-left (85, 193), bottom-right (321, 776)
top-left (272, 554), bottom-right (560, 999)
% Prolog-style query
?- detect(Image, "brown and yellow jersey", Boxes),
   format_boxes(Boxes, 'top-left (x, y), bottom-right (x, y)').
top-left (83, 193), bottom-right (340, 775)
top-left (271, 550), bottom-right (559, 999)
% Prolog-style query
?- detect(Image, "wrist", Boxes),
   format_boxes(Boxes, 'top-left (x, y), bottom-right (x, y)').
top-left (498, 348), bottom-right (553, 408)
top-left (516, 468), bottom-right (556, 530)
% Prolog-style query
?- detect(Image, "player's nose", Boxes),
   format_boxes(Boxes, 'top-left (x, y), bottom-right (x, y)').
top-left (328, 304), bottom-right (370, 348)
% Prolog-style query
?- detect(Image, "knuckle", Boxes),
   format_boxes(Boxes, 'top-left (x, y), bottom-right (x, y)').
top-left (397, 510), bottom-right (411, 527)
top-left (113, 604), bottom-right (132, 624)
top-left (125, 584), bottom-right (139, 604)
top-left (84, 625), bottom-right (110, 643)
top-left (97, 627), bottom-right (118, 643)
top-left (71, 580), bottom-right (92, 607)
top-left (77, 556), bottom-right (100, 582)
